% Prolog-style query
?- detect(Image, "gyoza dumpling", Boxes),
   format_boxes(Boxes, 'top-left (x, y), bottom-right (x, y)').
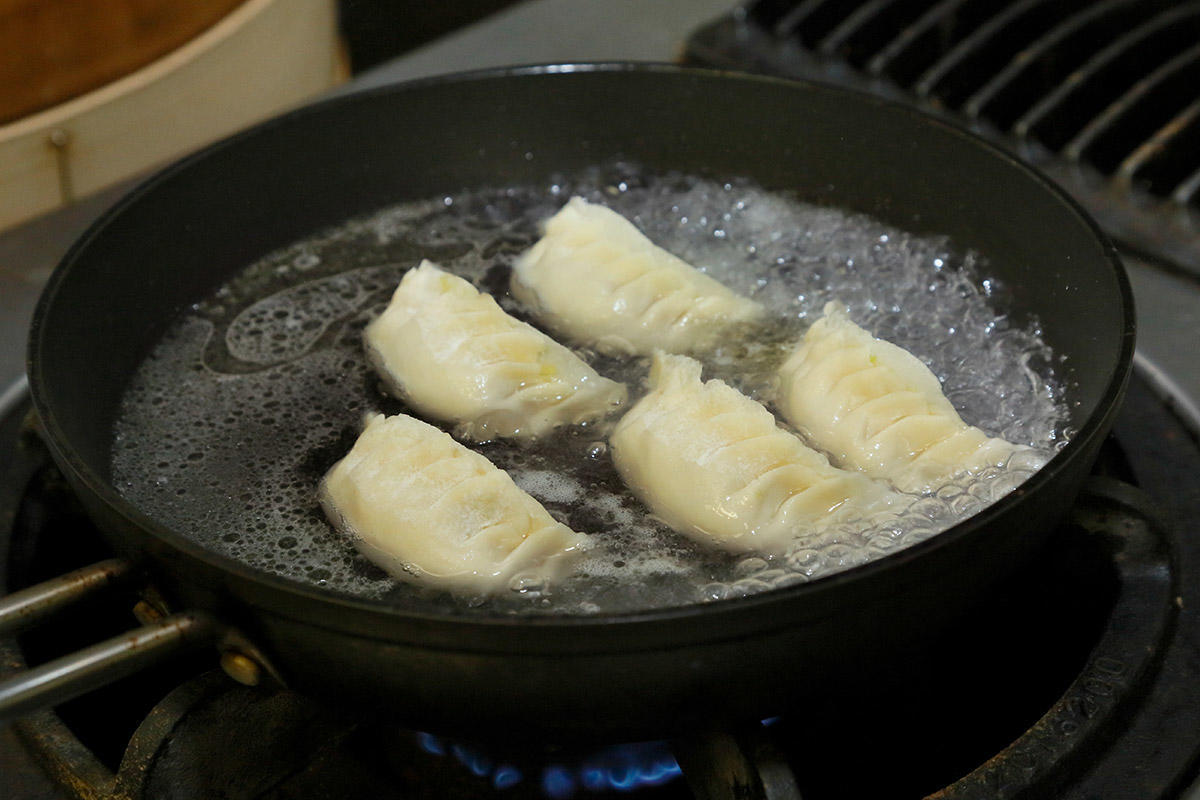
top-left (510, 197), bottom-right (764, 356)
top-left (610, 353), bottom-right (900, 554)
top-left (320, 413), bottom-right (589, 594)
top-left (365, 260), bottom-right (626, 441)
top-left (777, 302), bottom-right (1037, 493)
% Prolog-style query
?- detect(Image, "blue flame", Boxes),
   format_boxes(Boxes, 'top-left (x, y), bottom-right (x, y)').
top-left (553, 742), bottom-right (681, 795)
top-left (543, 765), bottom-right (577, 798)
top-left (418, 733), bottom-right (523, 791)
top-left (494, 765), bottom-right (524, 790)
top-left (415, 732), bottom-right (683, 795)
top-left (451, 743), bottom-right (494, 777)
top-left (416, 731), bottom-right (445, 755)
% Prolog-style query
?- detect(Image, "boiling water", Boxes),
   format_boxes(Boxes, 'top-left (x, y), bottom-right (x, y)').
top-left (110, 166), bottom-right (1067, 615)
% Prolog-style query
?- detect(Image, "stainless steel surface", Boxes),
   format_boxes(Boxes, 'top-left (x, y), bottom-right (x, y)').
top-left (0, 612), bottom-right (218, 724)
top-left (350, 0), bottom-right (733, 90)
top-left (0, 560), bottom-right (133, 638)
top-left (0, 183), bottom-right (131, 398)
top-left (0, 376), bottom-right (29, 421)
top-left (1126, 254), bottom-right (1200, 428)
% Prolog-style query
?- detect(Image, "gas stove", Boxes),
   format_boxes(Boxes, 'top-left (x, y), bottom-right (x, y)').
top-left (3, 0), bottom-right (1200, 798)
top-left (2, 370), bottom-right (1198, 798)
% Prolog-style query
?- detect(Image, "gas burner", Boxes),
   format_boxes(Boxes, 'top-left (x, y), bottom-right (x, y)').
top-left (3, 371), bottom-right (1199, 798)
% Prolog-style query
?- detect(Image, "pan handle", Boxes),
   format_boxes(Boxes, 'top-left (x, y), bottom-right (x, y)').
top-left (0, 558), bottom-right (134, 636)
top-left (0, 559), bottom-right (222, 724)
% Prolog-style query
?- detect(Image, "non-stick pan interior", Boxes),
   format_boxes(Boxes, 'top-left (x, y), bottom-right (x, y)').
top-left (29, 65), bottom-right (1131, 613)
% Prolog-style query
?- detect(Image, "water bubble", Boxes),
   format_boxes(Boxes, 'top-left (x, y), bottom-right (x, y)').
top-left (988, 470), bottom-right (1031, 500)
top-left (510, 574), bottom-right (546, 594)
top-left (787, 549), bottom-right (824, 576)
top-left (951, 494), bottom-right (984, 517)
top-left (735, 557), bottom-right (769, 577)
top-left (909, 497), bottom-right (947, 519)
top-left (934, 485), bottom-right (962, 502)
top-left (1008, 449), bottom-right (1050, 472)
top-left (731, 578), bottom-right (772, 596)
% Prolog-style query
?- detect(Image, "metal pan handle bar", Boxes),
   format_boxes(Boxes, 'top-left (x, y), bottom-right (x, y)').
top-left (0, 558), bottom-right (134, 636)
top-left (0, 559), bottom-right (222, 724)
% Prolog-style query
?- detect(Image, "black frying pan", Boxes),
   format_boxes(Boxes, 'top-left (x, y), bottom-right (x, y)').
top-left (3, 65), bottom-right (1133, 742)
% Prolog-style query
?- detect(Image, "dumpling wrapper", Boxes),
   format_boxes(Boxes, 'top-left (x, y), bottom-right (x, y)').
top-left (365, 260), bottom-right (626, 441)
top-left (777, 302), bottom-right (1039, 493)
top-left (320, 413), bottom-right (589, 594)
top-left (511, 197), bottom-right (764, 356)
top-left (610, 352), bottom-right (901, 554)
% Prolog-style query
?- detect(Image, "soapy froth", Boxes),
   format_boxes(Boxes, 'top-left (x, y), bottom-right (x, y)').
top-left (110, 165), bottom-right (1067, 615)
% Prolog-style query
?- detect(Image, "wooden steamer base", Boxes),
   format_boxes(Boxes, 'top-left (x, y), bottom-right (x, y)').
top-left (0, 0), bottom-right (344, 231)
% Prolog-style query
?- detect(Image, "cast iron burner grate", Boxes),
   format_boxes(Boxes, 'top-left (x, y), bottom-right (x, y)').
top-left (685, 0), bottom-right (1200, 278)
top-left (3, 371), bottom-right (1200, 798)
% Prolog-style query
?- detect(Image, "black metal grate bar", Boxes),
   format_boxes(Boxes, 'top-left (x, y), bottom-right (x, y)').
top-left (820, 0), bottom-right (902, 56)
top-left (817, 0), bottom-right (897, 54)
top-left (1171, 164), bottom-right (1200, 205)
top-left (1117, 100), bottom-right (1200, 197)
top-left (866, 0), bottom-right (971, 78)
top-left (1013, 3), bottom-right (1200, 146)
top-left (1063, 42), bottom-right (1200, 170)
top-left (913, 0), bottom-right (1053, 101)
top-left (816, 0), bottom-right (928, 65)
top-left (787, 0), bottom-right (887, 48)
top-left (960, 0), bottom-right (1141, 123)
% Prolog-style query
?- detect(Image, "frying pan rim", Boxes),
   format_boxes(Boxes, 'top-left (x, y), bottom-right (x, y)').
top-left (26, 62), bottom-right (1135, 638)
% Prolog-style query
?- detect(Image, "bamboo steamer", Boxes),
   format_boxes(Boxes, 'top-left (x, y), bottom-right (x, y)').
top-left (0, 0), bottom-right (345, 231)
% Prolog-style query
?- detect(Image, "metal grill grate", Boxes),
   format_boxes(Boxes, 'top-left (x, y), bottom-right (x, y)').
top-left (687, 0), bottom-right (1200, 275)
